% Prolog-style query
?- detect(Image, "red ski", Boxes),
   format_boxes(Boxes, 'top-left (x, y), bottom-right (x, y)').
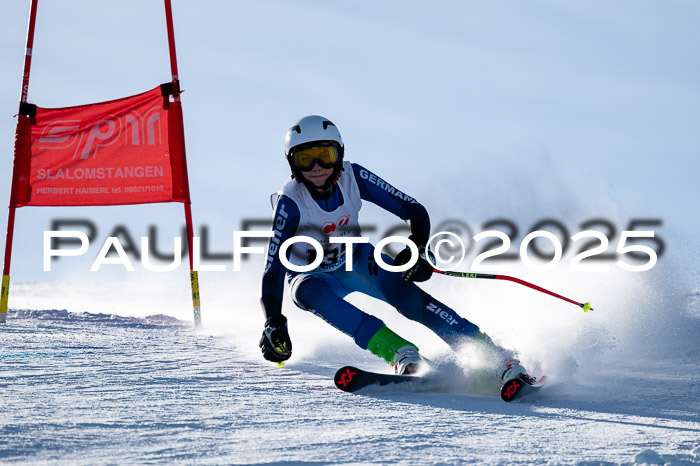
top-left (500, 373), bottom-right (547, 402)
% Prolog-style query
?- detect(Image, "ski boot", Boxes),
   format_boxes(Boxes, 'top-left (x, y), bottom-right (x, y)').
top-left (501, 358), bottom-right (532, 384)
top-left (393, 345), bottom-right (423, 375)
top-left (499, 357), bottom-right (545, 401)
top-left (366, 326), bottom-right (424, 375)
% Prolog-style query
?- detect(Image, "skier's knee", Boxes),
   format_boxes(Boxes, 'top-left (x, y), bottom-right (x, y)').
top-left (290, 275), bottom-right (325, 311)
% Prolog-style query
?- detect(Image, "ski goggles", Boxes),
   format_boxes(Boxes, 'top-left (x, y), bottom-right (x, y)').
top-left (290, 144), bottom-right (340, 171)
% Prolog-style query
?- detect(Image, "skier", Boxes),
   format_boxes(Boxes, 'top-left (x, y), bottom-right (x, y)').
top-left (259, 115), bottom-right (528, 384)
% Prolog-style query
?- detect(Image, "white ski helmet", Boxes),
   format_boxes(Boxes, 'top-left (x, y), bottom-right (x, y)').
top-left (284, 115), bottom-right (344, 181)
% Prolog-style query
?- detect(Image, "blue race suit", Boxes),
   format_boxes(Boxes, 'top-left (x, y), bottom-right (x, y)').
top-left (260, 163), bottom-right (479, 351)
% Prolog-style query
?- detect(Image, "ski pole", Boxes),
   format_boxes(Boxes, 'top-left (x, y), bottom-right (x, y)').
top-left (433, 270), bottom-right (593, 312)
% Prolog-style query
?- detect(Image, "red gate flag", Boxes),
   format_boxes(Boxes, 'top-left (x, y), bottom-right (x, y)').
top-left (11, 84), bottom-right (190, 207)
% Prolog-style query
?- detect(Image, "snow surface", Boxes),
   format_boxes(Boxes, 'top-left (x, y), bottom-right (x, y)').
top-left (2, 303), bottom-right (699, 465)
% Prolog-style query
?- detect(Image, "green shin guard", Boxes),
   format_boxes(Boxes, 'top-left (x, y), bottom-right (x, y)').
top-left (366, 326), bottom-right (418, 365)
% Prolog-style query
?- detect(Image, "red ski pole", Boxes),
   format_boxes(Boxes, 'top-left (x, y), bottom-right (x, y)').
top-left (434, 269), bottom-right (593, 312)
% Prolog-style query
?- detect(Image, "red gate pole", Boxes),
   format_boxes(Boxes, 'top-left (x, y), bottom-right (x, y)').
top-left (163, 0), bottom-right (201, 327)
top-left (2, 0), bottom-right (40, 324)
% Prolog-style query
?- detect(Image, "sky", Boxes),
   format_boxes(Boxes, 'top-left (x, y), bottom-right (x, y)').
top-left (1, 1), bottom-right (699, 318)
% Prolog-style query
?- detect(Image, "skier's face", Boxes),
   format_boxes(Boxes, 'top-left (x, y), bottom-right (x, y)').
top-left (301, 162), bottom-right (334, 187)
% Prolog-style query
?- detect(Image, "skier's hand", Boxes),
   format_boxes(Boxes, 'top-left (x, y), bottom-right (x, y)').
top-left (259, 314), bottom-right (292, 363)
top-left (393, 243), bottom-right (434, 282)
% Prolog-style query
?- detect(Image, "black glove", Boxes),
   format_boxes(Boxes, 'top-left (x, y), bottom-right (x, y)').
top-left (393, 240), bottom-right (434, 282)
top-left (259, 314), bottom-right (292, 363)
